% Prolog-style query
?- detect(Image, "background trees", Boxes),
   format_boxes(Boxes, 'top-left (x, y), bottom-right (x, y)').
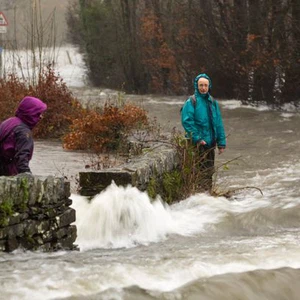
top-left (67, 0), bottom-right (300, 106)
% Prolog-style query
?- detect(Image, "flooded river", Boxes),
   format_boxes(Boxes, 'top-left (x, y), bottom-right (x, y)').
top-left (1, 89), bottom-right (300, 300)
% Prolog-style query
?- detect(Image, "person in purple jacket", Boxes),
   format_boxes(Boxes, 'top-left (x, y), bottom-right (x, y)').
top-left (0, 96), bottom-right (47, 176)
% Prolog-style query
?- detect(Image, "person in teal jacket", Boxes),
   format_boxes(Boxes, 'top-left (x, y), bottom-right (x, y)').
top-left (181, 73), bottom-right (226, 190)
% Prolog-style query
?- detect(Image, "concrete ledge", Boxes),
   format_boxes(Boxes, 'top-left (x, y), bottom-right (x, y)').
top-left (79, 142), bottom-right (180, 197)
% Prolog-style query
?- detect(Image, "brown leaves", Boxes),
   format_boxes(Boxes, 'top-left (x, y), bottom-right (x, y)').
top-left (63, 103), bottom-right (148, 153)
top-left (140, 10), bottom-right (180, 94)
top-left (0, 65), bottom-right (84, 139)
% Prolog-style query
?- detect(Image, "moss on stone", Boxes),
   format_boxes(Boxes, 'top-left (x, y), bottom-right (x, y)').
top-left (147, 177), bottom-right (158, 200)
top-left (20, 177), bottom-right (29, 200)
top-left (19, 177), bottom-right (30, 212)
top-left (0, 198), bottom-right (14, 227)
top-left (162, 170), bottom-right (183, 204)
top-left (25, 234), bottom-right (35, 246)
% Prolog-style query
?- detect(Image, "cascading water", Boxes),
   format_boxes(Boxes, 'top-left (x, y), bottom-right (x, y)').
top-left (72, 182), bottom-right (174, 250)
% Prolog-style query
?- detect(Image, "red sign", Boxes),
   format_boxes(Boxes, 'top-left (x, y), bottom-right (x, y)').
top-left (0, 12), bottom-right (8, 26)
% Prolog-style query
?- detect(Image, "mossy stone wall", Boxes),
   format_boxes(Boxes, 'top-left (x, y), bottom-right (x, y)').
top-left (0, 174), bottom-right (77, 252)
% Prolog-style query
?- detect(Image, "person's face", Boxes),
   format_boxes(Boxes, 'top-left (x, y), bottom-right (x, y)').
top-left (197, 78), bottom-right (209, 94)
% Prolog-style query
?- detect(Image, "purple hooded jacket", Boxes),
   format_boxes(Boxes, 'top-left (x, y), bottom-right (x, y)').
top-left (0, 96), bottom-right (47, 176)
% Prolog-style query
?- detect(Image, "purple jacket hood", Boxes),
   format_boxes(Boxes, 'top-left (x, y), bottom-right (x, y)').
top-left (15, 96), bottom-right (47, 129)
top-left (0, 96), bottom-right (47, 175)
top-left (0, 96), bottom-right (47, 142)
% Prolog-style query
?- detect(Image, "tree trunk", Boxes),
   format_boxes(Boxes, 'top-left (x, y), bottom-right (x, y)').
top-left (248, 0), bottom-right (275, 104)
top-left (281, 0), bottom-right (300, 104)
top-left (232, 0), bottom-right (249, 100)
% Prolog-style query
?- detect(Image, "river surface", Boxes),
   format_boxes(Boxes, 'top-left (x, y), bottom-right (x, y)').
top-left (1, 89), bottom-right (300, 300)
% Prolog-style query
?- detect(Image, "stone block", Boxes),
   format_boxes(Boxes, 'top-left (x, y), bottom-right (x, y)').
top-left (7, 223), bottom-right (24, 238)
top-left (56, 208), bottom-right (76, 228)
top-left (55, 226), bottom-right (77, 250)
top-left (23, 219), bottom-right (50, 236)
top-left (0, 227), bottom-right (9, 239)
top-left (6, 237), bottom-right (19, 252)
top-left (0, 239), bottom-right (6, 251)
top-left (79, 170), bottom-right (135, 196)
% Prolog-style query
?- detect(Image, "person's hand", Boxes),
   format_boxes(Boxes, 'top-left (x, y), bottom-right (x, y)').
top-left (218, 148), bottom-right (225, 154)
top-left (196, 140), bottom-right (206, 149)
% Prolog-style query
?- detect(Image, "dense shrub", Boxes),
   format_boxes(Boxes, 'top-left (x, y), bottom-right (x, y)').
top-left (0, 65), bottom-right (151, 158)
top-left (0, 65), bottom-right (84, 139)
top-left (30, 65), bottom-right (84, 138)
top-left (0, 75), bottom-right (29, 121)
top-left (63, 103), bottom-right (149, 153)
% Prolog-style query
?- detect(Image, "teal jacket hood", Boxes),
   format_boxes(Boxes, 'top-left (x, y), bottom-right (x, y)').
top-left (181, 74), bottom-right (226, 148)
top-left (194, 73), bottom-right (212, 96)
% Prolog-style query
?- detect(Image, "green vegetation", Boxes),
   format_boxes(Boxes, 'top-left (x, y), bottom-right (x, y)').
top-left (0, 199), bottom-right (14, 227)
top-left (162, 170), bottom-right (183, 204)
top-left (19, 177), bottom-right (29, 211)
top-left (143, 129), bottom-right (255, 203)
top-left (170, 133), bottom-right (215, 199)
top-left (146, 168), bottom-right (183, 204)
top-left (147, 177), bottom-right (159, 200)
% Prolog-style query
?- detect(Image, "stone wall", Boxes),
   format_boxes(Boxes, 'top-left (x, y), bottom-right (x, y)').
top-left (0, 174), bottom-right (77, 252)
top-left (79, 142), bottom-right (180, 197)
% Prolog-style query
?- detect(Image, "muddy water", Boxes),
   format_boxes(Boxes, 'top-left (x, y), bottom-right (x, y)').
top-left (3, 89), bottom-right (300, 300)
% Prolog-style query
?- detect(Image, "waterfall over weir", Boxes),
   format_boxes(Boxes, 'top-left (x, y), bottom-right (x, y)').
top-left (72, 182), bottom-right (174, 250)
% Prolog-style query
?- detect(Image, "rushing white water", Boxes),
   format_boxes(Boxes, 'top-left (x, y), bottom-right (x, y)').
top-left (71, 183), bottom-right (267, 251)
top-left (72, 182), bottom-right (174, 250)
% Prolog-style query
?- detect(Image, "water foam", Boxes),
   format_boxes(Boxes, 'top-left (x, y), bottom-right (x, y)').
top-left (71, 165), bottom-right (300, 251)
top-left (71, 181), bottom-right (235, 251)
top-left (71, 182), bottom-right (174, 250)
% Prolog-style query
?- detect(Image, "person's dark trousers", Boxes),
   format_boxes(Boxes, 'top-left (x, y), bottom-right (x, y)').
top-left (198, 145), bottom-right (215, 191)
top-left (0, 157), bottom-right (7, 176)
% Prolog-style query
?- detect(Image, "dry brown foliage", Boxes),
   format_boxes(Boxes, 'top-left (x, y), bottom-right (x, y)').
top-left (0, 65), bottom-right (84, 139)
top-left (63, 103), bottom-right (149, 153)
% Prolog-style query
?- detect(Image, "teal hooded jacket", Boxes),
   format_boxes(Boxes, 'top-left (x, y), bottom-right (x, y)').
top-left (181, 74), bottom-right (226, 148)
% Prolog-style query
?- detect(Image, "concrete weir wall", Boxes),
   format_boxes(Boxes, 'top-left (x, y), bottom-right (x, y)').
top-left (0, 175), bottom-right (77, 252)
top-left (79, 142), bottom-right (179, 197)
